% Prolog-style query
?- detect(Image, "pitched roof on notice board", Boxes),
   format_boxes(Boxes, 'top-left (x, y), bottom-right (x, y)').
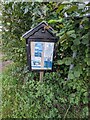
top-left (22, 21), bottom-right (54, 39)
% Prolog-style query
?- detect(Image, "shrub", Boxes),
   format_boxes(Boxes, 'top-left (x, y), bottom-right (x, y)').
top-left (1, 1), bottom-right (89, 118)
top-left (2, 64), bottom-right (88, 118)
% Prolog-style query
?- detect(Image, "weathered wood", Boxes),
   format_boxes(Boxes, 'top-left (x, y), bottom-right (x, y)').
top-left (40, 71), bottom-right (44, 82)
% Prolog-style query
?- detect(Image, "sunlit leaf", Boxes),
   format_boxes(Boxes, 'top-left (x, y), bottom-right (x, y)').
top-left (67, 5), bottom-right (78, 12)
top-left (48, 18), bottom-right (63, 24)
top-left (56, 4), bottom-right (65, 13)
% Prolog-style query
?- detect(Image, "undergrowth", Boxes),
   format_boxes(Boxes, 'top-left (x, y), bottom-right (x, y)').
top-left (2, 63), bottom-right (88, 118)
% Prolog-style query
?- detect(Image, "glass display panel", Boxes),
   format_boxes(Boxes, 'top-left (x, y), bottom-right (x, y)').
top-left (31, 41), bottom-right (54, 70)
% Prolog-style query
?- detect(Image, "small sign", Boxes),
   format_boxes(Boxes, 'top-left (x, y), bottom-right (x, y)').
top-left (31, 41), bottom-right (54, 70)
top-left (22, 21), bottom-right (57, 71)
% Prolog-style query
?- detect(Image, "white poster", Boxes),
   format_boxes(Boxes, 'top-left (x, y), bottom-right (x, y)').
top-left (44, 43), bottom-right (54, 69)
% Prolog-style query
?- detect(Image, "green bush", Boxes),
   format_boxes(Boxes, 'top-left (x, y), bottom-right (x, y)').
top-left (2, 64), bottom-right (88, 118)
top-left (1, 1), bottom-right (90, 118)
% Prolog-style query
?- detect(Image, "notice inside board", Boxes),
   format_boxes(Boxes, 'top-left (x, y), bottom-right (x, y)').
top-left (31, 41), bottom-right (54, 70)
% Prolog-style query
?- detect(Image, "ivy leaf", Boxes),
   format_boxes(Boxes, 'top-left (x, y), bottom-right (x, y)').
top-left (73, 39), bottom-right (80, 45)
top-left (82, 34), bottom-right (88, 45)
top-left (56, 4), bottom-right (65, 13)
top-left (70, 34), bottom-right (76, 38)
top-left (82, 38), bottom-right (89, 45)
top-left (67, 5), bottom-right (78, 13)
top-left (67, 30), bottom-right (75, 35)
top-left (71, 45), bottom-right (77, 52)
top-left (68, 72), bottom-right (74, 79)
top-left (85, 57), bottom-right (90, 66)
top-left (56, 30), bottom-right (65, 37)
top-left (64, 57), bottom-right (73, 65)
top-left (56, 60), bottom-right (64, 65)
top-left (74, 71), bottom-right (80, 78)
top-left (67, 30), bottom-right (76, 38)
top-left (65, 60), bottom-right (71, 65)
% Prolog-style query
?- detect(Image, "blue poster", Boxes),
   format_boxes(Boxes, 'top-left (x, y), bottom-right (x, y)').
top-left (34, 42), bottom-right (43, 57)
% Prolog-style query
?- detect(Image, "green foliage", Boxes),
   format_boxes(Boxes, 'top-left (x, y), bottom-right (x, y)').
top-left (2, 65), bottom-right (88, 118)
top-left (1, 1), bottom-right (90, 119)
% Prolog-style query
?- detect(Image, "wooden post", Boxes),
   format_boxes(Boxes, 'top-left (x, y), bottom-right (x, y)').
top-left (40, 71), bottom-right (44, 82)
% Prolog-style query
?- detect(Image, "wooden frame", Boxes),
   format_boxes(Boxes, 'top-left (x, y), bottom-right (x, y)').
top-left (27, 38), bottom-right (56, 71)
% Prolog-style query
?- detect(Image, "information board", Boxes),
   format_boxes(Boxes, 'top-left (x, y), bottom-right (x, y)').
top-left (31, 41), bottom-right (54, 70)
